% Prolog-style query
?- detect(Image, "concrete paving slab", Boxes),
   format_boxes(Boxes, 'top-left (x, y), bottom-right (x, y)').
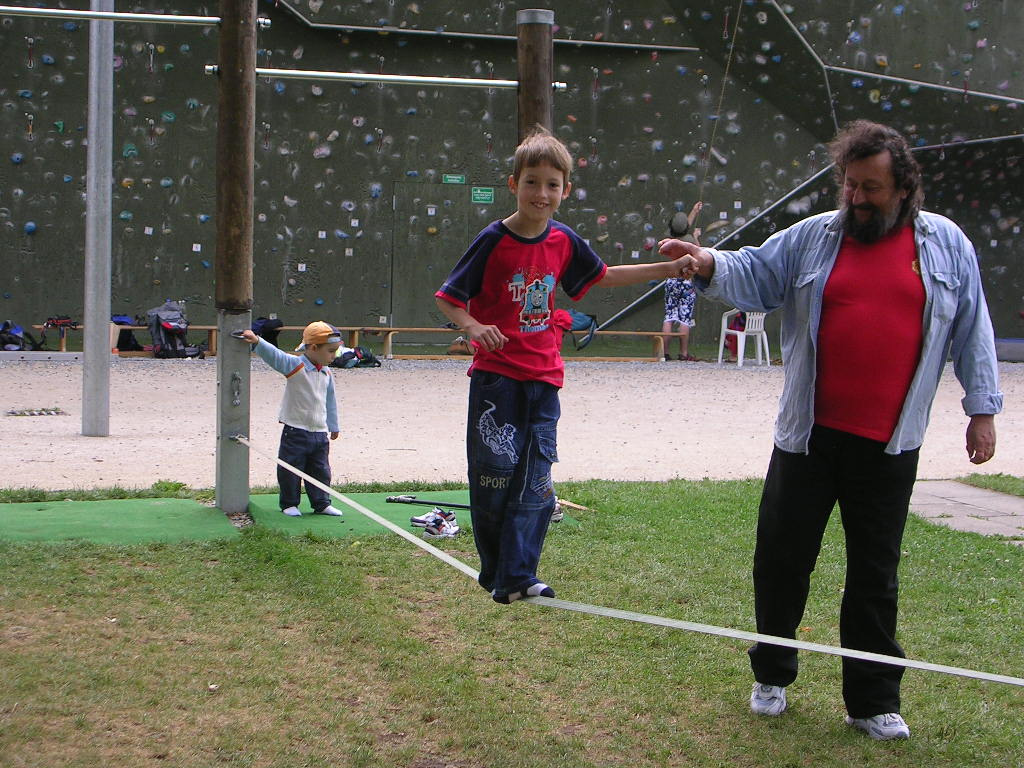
top-left (987, 515), bottom-right (1024, 532)
top-left (911, 480), bottom-right (1024, 544)
top-left (926, 515), bottom-right (1023, 537)
top-left (909, 501), bottom-right (970, 519)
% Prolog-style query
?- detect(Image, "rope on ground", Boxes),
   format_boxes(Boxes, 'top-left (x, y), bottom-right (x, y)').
top-left (231, 435), bottom-right (1024, 689)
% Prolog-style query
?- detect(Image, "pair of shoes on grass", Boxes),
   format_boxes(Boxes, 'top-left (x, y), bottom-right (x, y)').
top-left (282, 505), bottom-right (343, 517)
top-left (492, 582), bottom-right (556, 604)
top-left (410, 507), bottom-right (460, 539)
top-left (749, 684), bottom-right (909, 740)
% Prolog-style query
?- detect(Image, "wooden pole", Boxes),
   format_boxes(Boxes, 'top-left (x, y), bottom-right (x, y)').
top-left (214, 0), bottom-right (256, 514)
top-left (516, 9), bottom-right (554, 141)
top-left (215, 0), bottom-right (255, 311)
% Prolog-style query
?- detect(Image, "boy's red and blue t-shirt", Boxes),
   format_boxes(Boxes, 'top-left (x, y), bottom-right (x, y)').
top-left (435, 219), bottom-right (607, 387)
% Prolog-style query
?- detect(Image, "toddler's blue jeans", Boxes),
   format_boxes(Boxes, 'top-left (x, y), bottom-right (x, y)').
top-left (466, 370), bottom-right (560, 599)
top-left (277, 424), bottom-right (332, 513)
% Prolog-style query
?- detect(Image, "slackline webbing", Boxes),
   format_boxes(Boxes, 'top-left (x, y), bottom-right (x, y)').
top-left (232, 435), bottom-right (1024, 689)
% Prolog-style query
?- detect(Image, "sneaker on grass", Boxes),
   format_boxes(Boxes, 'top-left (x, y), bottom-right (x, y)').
top-left (282, 506), bottom-right (302, 517)
top-left (749, 683), bottom-right (787, 716)
top-left (410, 507), bottom-right (456, 528)
top-left (845, 713), bottom-right (910, 740)
top-left (422, 519), bottom-right (460, 539)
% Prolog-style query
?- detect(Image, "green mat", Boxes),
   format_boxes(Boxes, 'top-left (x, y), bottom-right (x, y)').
top-left (0, 497), bottom-right (239, 545)
top-left (248, 490), bottom-right (473, 537)
top-left (0, 490), bottom-right (574, 545)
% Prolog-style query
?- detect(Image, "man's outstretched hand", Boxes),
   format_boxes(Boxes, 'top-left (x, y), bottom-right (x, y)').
top-left (659, 239), bottom-right (714, 279)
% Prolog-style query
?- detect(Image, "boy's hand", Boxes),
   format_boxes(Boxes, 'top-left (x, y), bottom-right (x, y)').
top-left (234, 329), bottom-right (258, 343)
top-left (465, 321), bottom-right (508, 352)
top-left (666, 254), bottom-right (700, 279)
top-left (330, 431), bottom-right (339, 440)
top-left (659, 238), bottom-right (714, 279)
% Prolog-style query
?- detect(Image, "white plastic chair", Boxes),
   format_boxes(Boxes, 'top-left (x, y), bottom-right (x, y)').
top-left (718, 309), bottom-right (771, 367)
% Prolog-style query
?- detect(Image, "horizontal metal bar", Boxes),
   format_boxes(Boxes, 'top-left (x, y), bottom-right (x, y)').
top-left (913, 132), bottom-right (1024, 152)
top-left (826, 64), bottom-right (1024, 106)
top-left (273, 0), bottom-right (698, 53)
top-left (0, 5), bottom-right (271, 28)
top-left (206, 64), bottom-right (567, 91)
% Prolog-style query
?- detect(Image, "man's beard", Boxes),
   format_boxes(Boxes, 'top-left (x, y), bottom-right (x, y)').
top-left (842, 201), bottom-right (904, 244)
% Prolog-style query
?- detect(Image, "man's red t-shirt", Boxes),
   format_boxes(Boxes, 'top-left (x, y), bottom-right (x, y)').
top-left (815, 224), bottom-right (925, 443)
top-left (436, 220), bottom-right (607, 388)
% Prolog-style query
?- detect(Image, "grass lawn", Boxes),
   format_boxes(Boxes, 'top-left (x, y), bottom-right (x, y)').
top-left (959, 473), bottom-right (1024, 498)
top-left (1, 478), bottom-right (1022, 767)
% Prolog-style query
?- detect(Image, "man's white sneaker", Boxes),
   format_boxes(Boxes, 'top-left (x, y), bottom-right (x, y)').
top-left (845, 713), bottom-right (910, 740)
top-left (282, 506), bottom-right (302, 517)
top-left (750, 683), bottom-right (787, 716)
top-left (314, 505), bottom-right (343, 517)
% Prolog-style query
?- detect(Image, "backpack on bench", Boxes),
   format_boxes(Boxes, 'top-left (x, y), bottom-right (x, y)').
top-left (330, 345), bottom-right (382, 368)
top-left (567, 308), bottom-right (598, 350)
top-left (146, 301), bottom-right (203, 358)
top-left (111, 314), bottom-right (145, 351)
top-left (252, 316), bottom-right (284, 348)
top-left (0, 321), bottom-right (42, 351)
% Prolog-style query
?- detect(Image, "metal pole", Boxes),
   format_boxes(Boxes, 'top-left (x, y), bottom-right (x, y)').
top-left (269, 0), bottom-right (698, 53)
top-left (204, 64), bottom-right (566, 90)
top-left (516, 9), bottom-right (555, 140)
top-left (0, 5), bottom-right (224, 24)
top-left (214, 0), bottom-right (256, 514)
top-left (81, 0), bottom-right (113, 437)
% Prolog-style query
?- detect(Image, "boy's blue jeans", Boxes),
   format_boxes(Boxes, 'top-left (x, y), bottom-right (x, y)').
top-left (277, 424), bottom-right (332, 512)
top-left (466, 370), bottom-right (560, 599)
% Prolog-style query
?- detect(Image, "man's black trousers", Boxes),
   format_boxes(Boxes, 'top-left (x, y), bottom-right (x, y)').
top-left (748, 425), bottom-right (919, 718)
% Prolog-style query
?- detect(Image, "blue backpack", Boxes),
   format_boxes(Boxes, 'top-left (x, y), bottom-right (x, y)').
top-left (0, 321), bottom-right (41, 351)
top-left (568, 309), bottom-right (597, 350)
top-left (252, 317), bottom-right (284, 348)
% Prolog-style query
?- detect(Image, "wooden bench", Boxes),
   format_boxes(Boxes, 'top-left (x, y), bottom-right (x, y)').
top-left (276, 325), bottom-right (690, 362)
top-left (271, 325), bottom-right (691, 362)
top-left (109, 323), bottom-right (219, 357)
top-left (278, 325), bottom-right (459, 359)
top-left (32, 323), bottom-right (83, 352)
top-left (565, 330), bottom-right (676, 362)
top-left (371, 327), bottom-right (469, 359)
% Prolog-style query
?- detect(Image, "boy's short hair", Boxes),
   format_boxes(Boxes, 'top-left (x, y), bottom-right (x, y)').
top-left (295, 321), bottom-right (341, 351)
top-left (512, 125), bottom-right (572, 184)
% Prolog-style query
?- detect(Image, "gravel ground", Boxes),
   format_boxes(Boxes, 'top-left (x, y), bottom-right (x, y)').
top-left (1, 356), bottom-right (1019, 491)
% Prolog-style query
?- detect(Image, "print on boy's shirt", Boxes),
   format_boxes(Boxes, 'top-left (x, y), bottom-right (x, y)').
top-left (508, 270), bottom-right (556, 332)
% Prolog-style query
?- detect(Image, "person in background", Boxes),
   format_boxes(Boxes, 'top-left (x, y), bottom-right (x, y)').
top-left (662, 201), bottom-right (703, 361)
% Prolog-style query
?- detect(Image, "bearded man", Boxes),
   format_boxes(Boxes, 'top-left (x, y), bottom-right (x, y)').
top-left (659, 120), bottom-right (1002, 740)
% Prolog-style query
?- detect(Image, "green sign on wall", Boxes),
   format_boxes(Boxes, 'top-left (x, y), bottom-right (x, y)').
top-left (442, 174), bottom-right (466, 184)
top-left (471, 186), bottom-right (495, 204)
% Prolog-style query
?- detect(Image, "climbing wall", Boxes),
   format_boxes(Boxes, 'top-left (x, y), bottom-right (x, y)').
top-left (0, 0), bottom-right (1021, 343)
